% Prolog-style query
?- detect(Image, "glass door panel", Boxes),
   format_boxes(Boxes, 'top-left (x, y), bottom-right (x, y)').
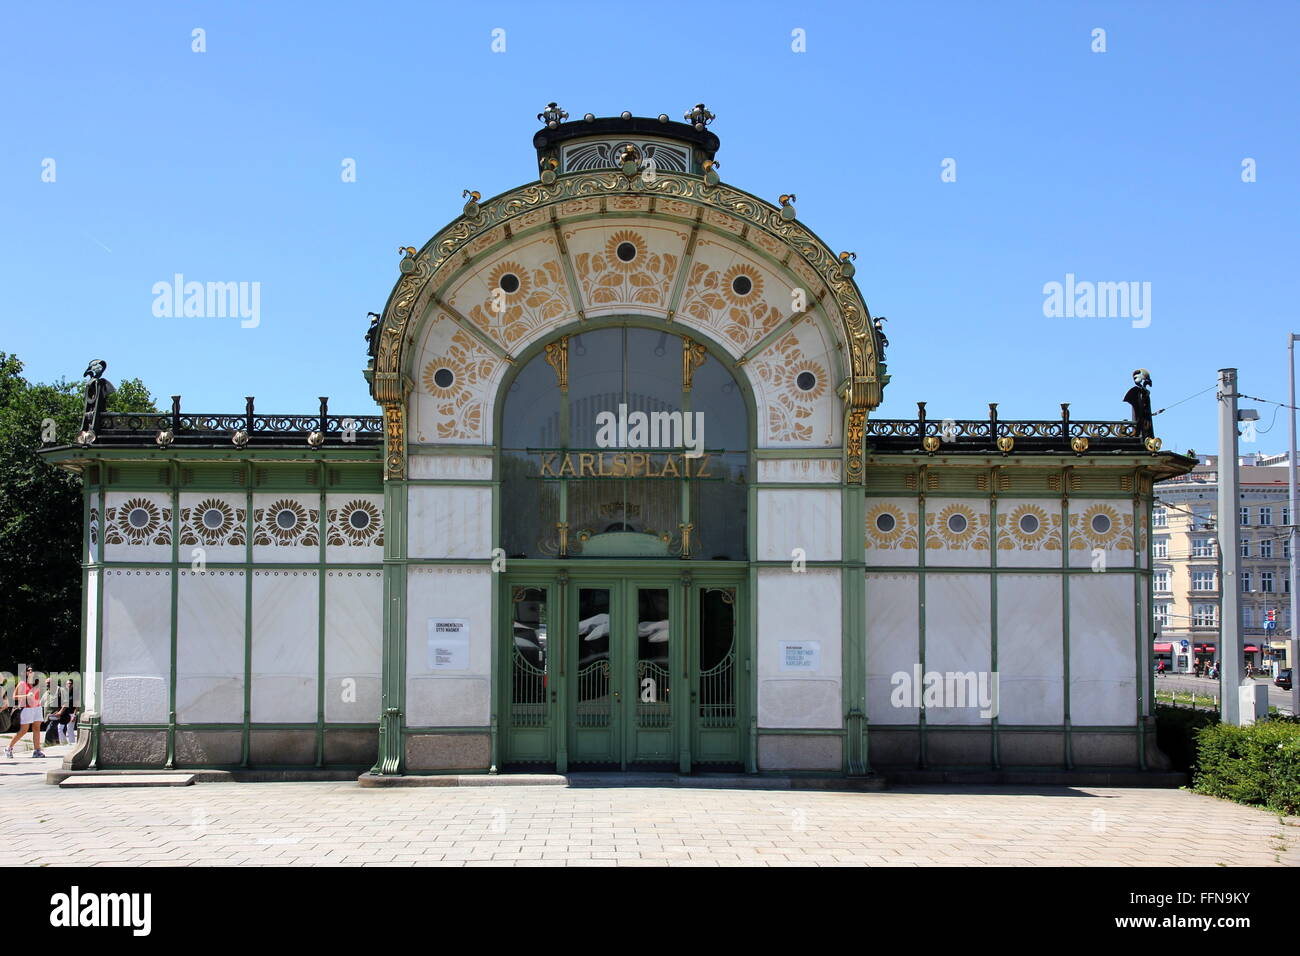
top-left (504, 585), bottom-right (552, 763)
top-left (631, 587), bottom-right (674, 764)
top-left (571, 586), bottom-right (619, 764)
top-left (694, 586), bottom-right (742, 766)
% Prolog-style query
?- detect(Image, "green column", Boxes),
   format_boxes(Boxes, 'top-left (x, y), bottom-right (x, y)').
top-left (372, 478), bottom-right (408, 775)
top-left (842, 481), bottom-right (867, 775)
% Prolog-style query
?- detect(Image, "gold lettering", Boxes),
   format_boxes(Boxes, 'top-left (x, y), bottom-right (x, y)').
top-left (629, 453), bottom-right (647, 477)
top-left (596, 453), bottom-right (611, 477)
top-left (660, 454), bottom-right (680, 477)
top-left (558, 454), bottom-right (576, 477)
top-left (539, 453), bottom-right (558, 478)
top-left (694, 453), bottom-right (713, 478)
top-left (610, 453), bottom-right (628, 477)
top-left (578, 453), bottom-right (596, 478)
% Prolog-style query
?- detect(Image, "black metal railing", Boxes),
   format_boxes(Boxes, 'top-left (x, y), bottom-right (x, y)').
top-left (865, 402), bottom-right (1146, 454)
top-left (88, 396), bottom-right (383, 448)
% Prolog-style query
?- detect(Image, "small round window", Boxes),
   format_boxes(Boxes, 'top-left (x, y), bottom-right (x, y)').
top-left (127, 508), bottom-right (151, 529)
top-left (615, 241), bottom-right (637, 263)
top-left (1091, 513), bottom-right (1112, 534)
top-left (498, 273), bottom-right (520, 294)
top-left (1018, 513), bottom-right (1040, 534)
top-left (202, 508), bottom-right (225, 530)
top-left (349, 510), bottom-right (372, 530)
top-left (433, 368), bottom-right (455, 389)
top-left (947, 513), bottom-right (968, 534)
top-left (875, 512), bottom-right (896, 534)
top-left (796, 371), bottom-right (817, 392)
top-left (731, 275), bottom-right (753, 296)
top-left (275, 509), bottom-right (299, 531)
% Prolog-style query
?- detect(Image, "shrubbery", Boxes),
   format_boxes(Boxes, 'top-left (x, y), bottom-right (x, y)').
top-left (1192, 717), bottom-right (1300, 816)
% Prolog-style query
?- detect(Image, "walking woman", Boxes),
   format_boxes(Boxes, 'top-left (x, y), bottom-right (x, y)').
top-left (5, 667), bottom-right (46, 759)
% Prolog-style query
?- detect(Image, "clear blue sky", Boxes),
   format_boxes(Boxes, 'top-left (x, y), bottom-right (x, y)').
top-left (4, 1), bottom-right (1297, 456)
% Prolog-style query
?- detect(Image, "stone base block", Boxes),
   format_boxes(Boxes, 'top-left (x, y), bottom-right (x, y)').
top-left (757, 734), bottom-right (842, 772)
top-left (1071, 731), bottom-right (1139, 768)
top-left (324, 729), bottom-right (378, 766)
top-left (404, 733), bottom-right (490, 771)
top-left (997, 731), bottom-right (1066, 767)
top-left (925, 729), bottom-right (993, 767)
top-left (249, 729), bottom-right (316, 766)
top-left (175, 730), bottom-right (242, 767)
top-left (100, 730), bottom-right (167, 768)
top-left (866, 727), bottom-right (920, 767)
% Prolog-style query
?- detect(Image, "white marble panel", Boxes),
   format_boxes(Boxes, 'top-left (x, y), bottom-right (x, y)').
top-left (756, 568), bottom-right (841, 728)
top-left (250, 570), bottom-right (319, 723)
top-left (996, 574), bottom-right (1064, 724)
top-left (408, 455), bottom-right (494, 481)
top-left (405, 567), bottom-right (492, 726)
top-left (104, 492), bottom-right (173, 563)
top-left (324, 570), bottom-right (383, 723)
top-left (176, 569), bottom-right (245, 723)
top-left (865, 573), bottom-right (921, 724)
top-left (251, 494), bottom-right (321, 565)
top-left (407, 486), bottom-right (492, 560)
top-left (324, 493), bottom-right (384, 564)
top-left (865, 498), bottom-right (921, 567)
top-left (994, 500), bottom-right (1065, 569)
top-left (1067, 500), bottom-right (1138, 570)
top-left (923, 498), bottom-right (991, 569)
top-left (923, 574), bottom-right (992, 725)
top-left (1068, 573), bottom-right (1137, 725)
top-left (101, 570), bottom-right (171, 724)
top-left (756, 459), bottom-right (841, 484)
top-left (84, 570), bottom-right (100, 714)
top-left (756, 488), bottom-right (841, 562)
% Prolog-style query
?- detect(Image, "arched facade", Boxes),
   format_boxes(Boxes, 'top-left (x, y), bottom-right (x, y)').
top-left (49, 108), bottom-right (1194, 778)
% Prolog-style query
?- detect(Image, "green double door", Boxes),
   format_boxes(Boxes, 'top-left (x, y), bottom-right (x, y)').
top-left (502, 573), bottom-right (746, 772)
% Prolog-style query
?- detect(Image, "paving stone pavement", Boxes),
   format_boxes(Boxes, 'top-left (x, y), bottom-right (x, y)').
top-left (0, 751), bottom-right (1295, 866)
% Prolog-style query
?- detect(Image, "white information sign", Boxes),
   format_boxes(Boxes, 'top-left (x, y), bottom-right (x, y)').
top-left (428, 619), bottom-right (470, 670)
top-left (779, 640), bottom-right (820, 672)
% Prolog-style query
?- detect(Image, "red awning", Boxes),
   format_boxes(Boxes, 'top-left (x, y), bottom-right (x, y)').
top-left (1195, 643), bottom-right (1216, 651)
top-left (1243, 645), bottom-right (1260, 653)
top-left (1154, 643), bottom-right (1173, 653)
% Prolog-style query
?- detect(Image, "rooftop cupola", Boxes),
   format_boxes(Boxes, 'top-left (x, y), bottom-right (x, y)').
top-left (532, 103), bottom-right (720, 177)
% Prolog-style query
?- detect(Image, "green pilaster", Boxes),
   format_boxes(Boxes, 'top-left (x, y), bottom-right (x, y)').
top-left (1061, 467), bottom-right (1073, 770)
top-left (1132, 473), bottom-right (1146, 769)
top-left (842, 480), bottom-right (867, 775)
top-left (316, 462), bottom-right (327, 767)
top-left (917, 467), bottom-right (928, 769)
top-left (242, 461), bottom-right (254, 767)
top-left (372, 478), bottom-right (408, 775)
top-left (989, 468), bottom-right (1000, 770)
top-left (166, 461), bottom-right (179, 768)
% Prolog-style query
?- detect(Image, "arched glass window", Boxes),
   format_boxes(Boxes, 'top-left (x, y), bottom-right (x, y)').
top-left (500, 326), bottom-right (747, 559)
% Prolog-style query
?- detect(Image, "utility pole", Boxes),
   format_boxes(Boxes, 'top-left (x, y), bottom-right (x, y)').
top-left (1289, 334), bottom-right (1299, 717)
top-left (1217, 368), bottom-right (1243, 725)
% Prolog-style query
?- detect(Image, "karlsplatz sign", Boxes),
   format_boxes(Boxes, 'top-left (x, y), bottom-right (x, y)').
top-left (532, 450), bottom-right (718, 479)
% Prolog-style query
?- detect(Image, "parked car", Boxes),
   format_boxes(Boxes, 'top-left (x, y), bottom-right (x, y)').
top-left (1276, 668), bottom-right (1293, 691)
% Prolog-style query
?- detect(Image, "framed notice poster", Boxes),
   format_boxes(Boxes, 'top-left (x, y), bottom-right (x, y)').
top-left (779, 640), bottom-right (820, 672)
top-left (428, 618), bottom-right (470, 670)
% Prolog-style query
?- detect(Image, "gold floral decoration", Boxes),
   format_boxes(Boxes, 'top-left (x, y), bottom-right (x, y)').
top-left (180, 497), bottom-right (246, 547)
top-left (104, 497), bottom-right (171, 547)
top-left (865, 502), bottom-right (918, 551)
top-left (1070, 503), bottom-right (1131, 551)
top-left (420, 327), bottom-right (504, 441)
top-left (997, 503), bottom-right (1060, 551)
top-left (253, 498), bottom-right (319, 548)
top-left (327, 499), bottom-right (384, 547)
top-left (926, 503), bottom-right (989, 551)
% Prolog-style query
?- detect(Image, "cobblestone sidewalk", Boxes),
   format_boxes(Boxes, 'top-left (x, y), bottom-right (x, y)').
top-left (0, 762), bottom-right (1295, 866)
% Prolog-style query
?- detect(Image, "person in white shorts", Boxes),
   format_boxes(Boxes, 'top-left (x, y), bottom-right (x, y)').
top-left (5, 667), bottom-right (46, 759)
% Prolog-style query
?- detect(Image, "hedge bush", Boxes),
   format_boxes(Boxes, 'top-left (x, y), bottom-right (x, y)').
top-left (1154, 704), bottom-right (1219, 774)
top-left (1192, 718), bottom-right (1300, 816)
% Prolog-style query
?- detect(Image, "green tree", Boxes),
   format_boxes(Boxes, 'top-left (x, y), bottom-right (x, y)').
top-left (0, 354), bottom-right (155, 673)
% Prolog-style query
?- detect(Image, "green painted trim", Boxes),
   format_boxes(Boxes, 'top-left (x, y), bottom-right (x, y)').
top-left (1061, 468), bottom-right (1073, 770)
top-left (1132, 475), bottom-right (1146, 769)
top-left (752, 482), bottom-right (844, 490)
top-left (166, 464), bottom-right (179, 769)
top-left (864, 490), bottom-right (1142, 501)
top-left (317, 463), bottom-right (327, 767)
top-left (842, 484), bottom-right (867, 774)
top-left (917, 469), bottom-right (928, 769)
top-left (401, 726), bottom-right (494, 734)
top-left (406, 445), bottom-right (495, 456)
top-left (372, 480), bottom-right (409, 775)
top-left (47, 448), bottom-right (383, 464)
top-left (861, 564), bottom-right (1147, 575)
top-left (756, 447), bottom-right (842, 459)
top-left (242, 461), bottom-right (254, 767)
top-left (756, 727), bottom-right (847, 736)
top-left (989, 469), bottom-right (1000, 770)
